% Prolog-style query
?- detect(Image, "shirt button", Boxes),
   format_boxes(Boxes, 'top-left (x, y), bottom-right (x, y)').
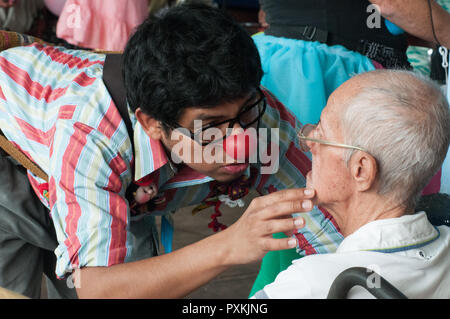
top-left (417, 250), bottom-right (427, 259)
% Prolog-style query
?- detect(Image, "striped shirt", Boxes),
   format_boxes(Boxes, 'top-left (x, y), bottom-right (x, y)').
top-left (0, 44), bottom-right (343, 279)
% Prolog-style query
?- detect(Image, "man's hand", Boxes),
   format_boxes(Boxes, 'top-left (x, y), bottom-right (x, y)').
top-left (369, 0), bottom-right (450, 48)
top-left (74, 188), bottom-right (316, 298)
top-left (220, 188), bottom-right (315, 266)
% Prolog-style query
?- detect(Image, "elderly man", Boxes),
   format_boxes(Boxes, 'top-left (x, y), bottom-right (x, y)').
top-left (252, 70), bottom-right (450, 299)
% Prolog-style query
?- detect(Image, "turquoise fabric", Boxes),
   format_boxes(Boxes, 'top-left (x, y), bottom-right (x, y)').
top-left (385, 20), bottom-right (405, 35)
top-left (441, 68), bottom-right (450, 194)
top-left (252, 33), bottom-right (376, 125)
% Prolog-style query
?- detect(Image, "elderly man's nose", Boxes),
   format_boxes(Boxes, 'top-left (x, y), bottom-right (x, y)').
top-left (305, 138), bottom-right (314, 150)
top-left (298, 124), bottom-right (317, 152)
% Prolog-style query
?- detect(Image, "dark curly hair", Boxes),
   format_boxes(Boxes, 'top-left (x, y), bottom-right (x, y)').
top-left (123, 3), bottom-right (263, 129)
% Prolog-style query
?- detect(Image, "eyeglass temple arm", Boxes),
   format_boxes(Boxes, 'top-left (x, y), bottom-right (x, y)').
top-left (299, 135), bottom-right (368, 152)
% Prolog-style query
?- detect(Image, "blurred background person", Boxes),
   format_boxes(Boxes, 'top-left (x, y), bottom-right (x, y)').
top-left (0, 0), bottom-right (44, 33)
top-left (56, 0), bottom-right (150, 51)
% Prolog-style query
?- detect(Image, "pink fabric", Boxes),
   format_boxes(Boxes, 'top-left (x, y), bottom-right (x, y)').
top-left (371, 60), bottom-right (384, 70)
top-left (44, 0), bottom-right (67, 16)
top-left (422, 169), bottom-right (442, 196)
top-left (56, 0), bottom-right (148, 51)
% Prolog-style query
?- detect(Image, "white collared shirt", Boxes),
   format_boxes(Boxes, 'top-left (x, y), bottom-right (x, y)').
top-left (258, 212), bottom-right (450, 299)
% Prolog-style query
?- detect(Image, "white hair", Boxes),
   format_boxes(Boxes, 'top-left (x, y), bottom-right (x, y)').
top-left (341, 70), bottom-right (450, 210)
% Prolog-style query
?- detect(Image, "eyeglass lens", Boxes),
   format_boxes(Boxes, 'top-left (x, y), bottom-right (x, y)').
top-left (198, 98), bottom-right (265, 145)
top-left (298, 123), bottom-right (317, 152)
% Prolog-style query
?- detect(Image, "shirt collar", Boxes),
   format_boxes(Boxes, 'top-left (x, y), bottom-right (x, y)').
top-left (336, 212), bottom-right (439, 254)
top-left (133, 119), bottom-right (170, 182)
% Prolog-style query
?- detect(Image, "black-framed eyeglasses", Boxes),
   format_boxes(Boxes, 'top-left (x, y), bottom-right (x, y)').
top-left (167, 87), bottom-right (267, 146)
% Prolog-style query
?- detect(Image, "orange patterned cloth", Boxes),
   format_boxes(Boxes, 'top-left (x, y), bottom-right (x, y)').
top-left (0, 30), bottom-right (46, 51)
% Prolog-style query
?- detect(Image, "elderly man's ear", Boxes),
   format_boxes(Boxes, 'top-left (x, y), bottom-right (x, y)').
top-left (135, 108), bottom-right (164, 140)
top-left (349, 152), bottom-right (378, 192)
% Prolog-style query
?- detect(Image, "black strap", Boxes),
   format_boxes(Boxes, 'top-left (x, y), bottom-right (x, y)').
top-left (265, 25), bottom-right (329, 43)
top-left (1, 54), bottom-right (140, 206)
top-left (265, 25), bottom-right (411, 69)
top-left (102, 54), bottom-right (139, 199)
top-left (102, 54), bottom-right (134, 149)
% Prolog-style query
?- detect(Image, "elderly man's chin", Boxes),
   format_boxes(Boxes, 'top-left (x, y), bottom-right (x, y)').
top-left (306, 171), bottom-right (316, 196)
top-left (306, 170), bottom-right (321, 206)
top-left (306, 170), bottom-right (313, 187)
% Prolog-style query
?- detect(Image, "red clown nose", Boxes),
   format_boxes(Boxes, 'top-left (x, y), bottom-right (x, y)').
top-left (223, 130), bottom-right (257, 161)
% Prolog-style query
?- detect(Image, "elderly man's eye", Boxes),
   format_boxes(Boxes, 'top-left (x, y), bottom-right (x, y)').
top-left (315, 123), bottom-right (324, 139)
top-left (309, 127), bottom-right (319, 139)
top-left (314, 130), bottom-right (322, 139)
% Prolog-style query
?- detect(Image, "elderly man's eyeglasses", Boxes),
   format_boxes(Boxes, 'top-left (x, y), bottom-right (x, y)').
top-left (167, 88), bottom-right (267, 146)
top-left (297, 123), bottom-right (369, 153)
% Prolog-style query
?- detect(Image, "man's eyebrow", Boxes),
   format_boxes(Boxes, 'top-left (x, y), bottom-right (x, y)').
top-left (243, 90), bottom-right (259, 106)
top-left (196, 114), bottom-right (226, 121)
top-left (194, 91), bottom-right (259, 122)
